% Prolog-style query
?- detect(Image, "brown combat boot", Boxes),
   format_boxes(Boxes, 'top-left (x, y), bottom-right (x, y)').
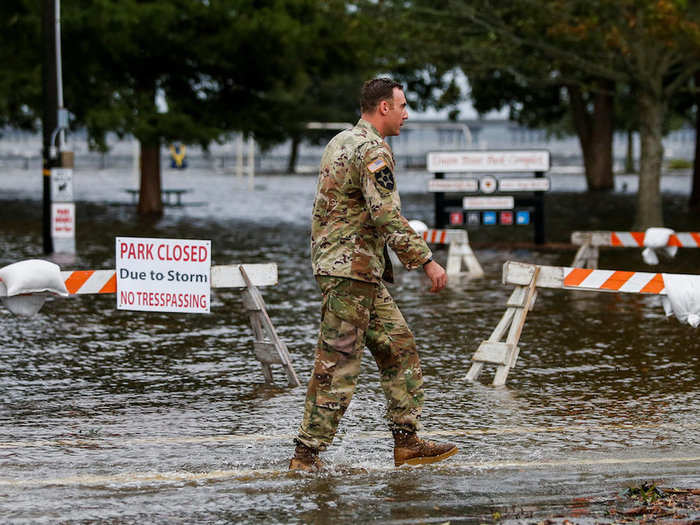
top-left (393, 430), bottom-right (458, 467)
top-left (289, 442), bottom-right (324, 472)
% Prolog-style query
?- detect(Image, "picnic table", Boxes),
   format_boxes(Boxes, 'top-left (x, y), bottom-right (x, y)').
top-left (125, 189), bottom-right (191, 207)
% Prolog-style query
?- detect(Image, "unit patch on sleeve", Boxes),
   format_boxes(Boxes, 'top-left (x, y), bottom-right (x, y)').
top-left (375, 166), bottom-right (395, 191)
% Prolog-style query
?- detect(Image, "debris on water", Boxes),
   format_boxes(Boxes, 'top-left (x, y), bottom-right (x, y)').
top-left (606, 482), bottom-right (700, 523)
top-left (624, 481), bottom-right (665, 503)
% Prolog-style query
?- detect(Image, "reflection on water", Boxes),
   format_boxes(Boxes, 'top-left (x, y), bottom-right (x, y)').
top-left (0, 169), bottom-right (698, 523)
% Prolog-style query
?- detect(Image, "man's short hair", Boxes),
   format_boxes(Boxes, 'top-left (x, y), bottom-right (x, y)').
top-left (360, 78), bottom-right (403, 113)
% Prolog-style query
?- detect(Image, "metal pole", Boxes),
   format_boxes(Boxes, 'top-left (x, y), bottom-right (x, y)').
top-left (55, 0), bottom-right (64, 150)
top-left (434, 172), bottom-right (446, 228)
top-left (42, 0), bottom-right (58, 254)
top-left (534, 171), bottom-right (546, 244)
top-left (236, 134), bottom-right (243, 178)
top-left (247, 136), bottom-right (255, 190)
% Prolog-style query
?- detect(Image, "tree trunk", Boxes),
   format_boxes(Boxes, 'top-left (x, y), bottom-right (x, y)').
top-left (625, 129), bottom-right (635, 174)
top-left (634, 92), bottom-right (665, 228)
top-left (287, 134), bottom-right (301, 174)
top-left (568, 84), bottom-right (614, 190)
top-left (138, 142), bottom-right (163, 217)
top-left (691, 72), bottom-right (700, 211)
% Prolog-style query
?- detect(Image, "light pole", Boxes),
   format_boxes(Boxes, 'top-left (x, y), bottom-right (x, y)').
top-left (42, 0), bottom-right (73, 255)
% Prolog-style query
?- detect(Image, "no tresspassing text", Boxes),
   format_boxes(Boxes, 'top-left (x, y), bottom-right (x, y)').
top-left (119, 291), bottom-right (208, 309)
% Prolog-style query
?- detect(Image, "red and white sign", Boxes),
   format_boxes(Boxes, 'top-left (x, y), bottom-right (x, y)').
top-left (427, 150), bottom-right (550, 173)
top-left (116, 237), bottom-right (212, 314)
top-left (449, 212), bottom-right (464, 225)
top-left (427, 179), bottom-right (478, 192)
top-left (463, 196), bottom-right (515, 210)
top-left (498, 178), bottom-right (550, 192)
top-left (51, 203), bottom-right (75, 238)
top-left (500, 211), bottom-right (514, 225)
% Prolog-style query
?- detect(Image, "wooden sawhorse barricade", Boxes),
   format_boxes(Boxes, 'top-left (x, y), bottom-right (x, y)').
top-left (467, 260), bottom-right (672, 386)
top-left (420, 229), bottom-right (484, 278)
top-left (61, 263), bottom-right (300, 387)
top-left (571, 231), bottom-right (700, 268)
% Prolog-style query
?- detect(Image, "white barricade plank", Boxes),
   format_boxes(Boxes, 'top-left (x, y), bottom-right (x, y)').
top-left (238, 266), bottom-right (300, 387)
top-left (420, 229), bottom-right (484, 278)
top-left (211, 264), bottom-right (277, 288)
top-left (467, 266), bottom-right (539, 386)
top-left (472, 342), bottom-right (513, 366)
top-left (51, 262), bottom-right (294, 387)
top-left (502, 261), bottom-right (667, 294)
top-left (570, 231), bottom-right (700, 268)
top-left (59, 264), bottom-right (278, 295)
top-left (469, 261), bottom-right (688, 386)
top-left (571, 231), bottom-right (700, 247)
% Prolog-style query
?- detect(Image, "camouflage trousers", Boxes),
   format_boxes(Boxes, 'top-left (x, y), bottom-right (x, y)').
top-left (296, 276), bottom-right (424, 451)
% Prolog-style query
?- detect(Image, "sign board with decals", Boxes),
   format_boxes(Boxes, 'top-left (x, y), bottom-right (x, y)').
top-left (427, 150), bottom-right (550, 244)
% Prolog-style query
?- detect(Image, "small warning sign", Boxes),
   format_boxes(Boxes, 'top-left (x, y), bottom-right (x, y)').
top-left (51, 168), bottom-right (74, 202)
top-left (467, 212), bottom-right (481, 226)
top-left (516, 210), bottom-right (531, 225)
top-left (482, 211), bottom-right (497, 225)
top-left (500, 211), bottom-right (514, 225)
top-left (116, 237), bottom-right (212, 314)
top-left (51, 203), bottom-right (75, 238)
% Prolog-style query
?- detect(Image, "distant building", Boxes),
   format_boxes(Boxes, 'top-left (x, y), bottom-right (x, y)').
top-left (0, 120), bottom-right (695, 173)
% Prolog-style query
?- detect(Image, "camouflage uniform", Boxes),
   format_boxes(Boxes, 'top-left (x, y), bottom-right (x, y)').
top-left (296, 119), bottom-right (432, 451)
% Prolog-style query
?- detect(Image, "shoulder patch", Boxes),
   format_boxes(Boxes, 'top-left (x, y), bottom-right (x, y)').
top-left (375, 166), bottom-right (395, 191)
top-left (367, 158), bottom-right (386, 173)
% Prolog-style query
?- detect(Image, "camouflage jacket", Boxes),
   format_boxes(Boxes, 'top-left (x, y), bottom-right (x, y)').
top-left (311, 119), bottom-right (432, 283)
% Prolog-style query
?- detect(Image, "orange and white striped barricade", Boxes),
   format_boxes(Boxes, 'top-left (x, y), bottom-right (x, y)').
top-left (421, 229), bottom-right (484, 278)
top-left (571, 231), bottom-right (700, 268)
top-left (56, 264), bottom-right (299, 387)
top-left (466, 260), bottom-right (673, 386)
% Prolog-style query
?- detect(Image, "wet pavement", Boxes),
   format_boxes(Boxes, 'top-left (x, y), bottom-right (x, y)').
top-left (0, 167), bottom-right (699, 523)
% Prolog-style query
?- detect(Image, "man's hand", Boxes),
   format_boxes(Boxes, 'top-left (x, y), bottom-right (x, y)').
top-left (423, 260), bottom-right (447, 293)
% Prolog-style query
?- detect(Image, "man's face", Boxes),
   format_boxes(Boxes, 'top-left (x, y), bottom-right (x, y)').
top-left (384, 88), bottom-right (408, 137)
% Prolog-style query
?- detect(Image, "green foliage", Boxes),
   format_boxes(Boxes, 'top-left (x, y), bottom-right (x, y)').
top-left (624, 481), bottom-right (665, 504)
top-left (668, 158), bottom-right (693, 169)
top-left (0, 0), bottom-right (42, 132)
top-left (0, 0), bottom-right (371, 151)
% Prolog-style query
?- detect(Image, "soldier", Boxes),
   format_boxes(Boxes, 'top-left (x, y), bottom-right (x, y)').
top-left (289, 78), bottom-right (458, 471)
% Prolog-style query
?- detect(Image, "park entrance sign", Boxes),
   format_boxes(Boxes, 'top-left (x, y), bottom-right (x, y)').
top-left (427, 150), bottom-right (550, 173)
top-left (116, 237), bottom-right (212, 313)
top-left (427, 150), bottom-right (550, 244)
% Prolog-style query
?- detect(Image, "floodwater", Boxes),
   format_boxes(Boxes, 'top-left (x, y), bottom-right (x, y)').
top-left (1, 167), bottom-right (699, 523)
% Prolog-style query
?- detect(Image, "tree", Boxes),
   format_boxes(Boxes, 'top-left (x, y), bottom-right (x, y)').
top-left (58, 0), bottom-right (365, 216)
top-left (458, 0), bottom-right (700, 227)
top-left (386, 0), bottom-right (700, 227)
top-left (371, 0), bottom-right (617, 190)
top-left (282, 72), bottom-right (369, 174)
top-left (693, 73), bottom-right (700, 210)
top-left (468, 69), bottom-right (615, 190)
top-left (0, 0), bottom-right (41, 132)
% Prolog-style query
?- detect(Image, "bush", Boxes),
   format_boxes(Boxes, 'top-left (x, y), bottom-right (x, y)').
top-left (667, 158), bottom-right (693, 170)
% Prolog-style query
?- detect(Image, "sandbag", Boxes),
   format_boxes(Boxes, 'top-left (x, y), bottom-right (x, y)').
top-left (642, 227), bottom-right (678, 265)
top-left (661, 273), bottom-right (700, 328)
top-left (0, 259), bottom-right (68, 316)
